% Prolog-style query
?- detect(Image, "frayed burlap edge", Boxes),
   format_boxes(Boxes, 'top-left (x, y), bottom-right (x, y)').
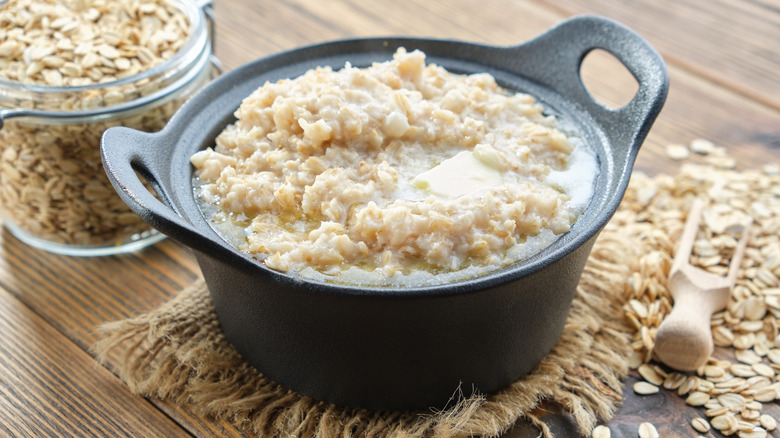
top-left (93, 231), bottom-right (639, 438)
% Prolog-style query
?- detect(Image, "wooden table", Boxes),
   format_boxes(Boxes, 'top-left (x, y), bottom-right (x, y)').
top-left (0, 0), bottom-right (778, 436)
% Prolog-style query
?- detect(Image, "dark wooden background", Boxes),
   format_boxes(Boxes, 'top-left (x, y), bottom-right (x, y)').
top-left (0, 0), bottom-right (778, 436)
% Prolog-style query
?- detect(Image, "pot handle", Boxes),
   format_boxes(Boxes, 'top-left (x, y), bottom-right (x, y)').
top-left (503, 15), bottom-right (669, 158)
top-left (101, 126), bottom-right (238, 261)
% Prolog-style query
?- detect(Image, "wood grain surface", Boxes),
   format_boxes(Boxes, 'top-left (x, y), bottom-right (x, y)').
top-left (0, 285), bottom-right (188, 437)
top-left (0, 0), bottom-right (777, 437)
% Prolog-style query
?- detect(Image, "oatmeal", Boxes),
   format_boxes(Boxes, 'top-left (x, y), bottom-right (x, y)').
top-left (191, 48), bottom-right (598, 285)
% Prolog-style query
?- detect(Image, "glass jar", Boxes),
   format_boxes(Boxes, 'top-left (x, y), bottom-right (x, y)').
top-left (0, 0), bottom-right (219, 256)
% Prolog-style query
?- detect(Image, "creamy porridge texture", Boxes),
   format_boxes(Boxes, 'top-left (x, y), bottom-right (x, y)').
top-left (191, 48), bottom-right (598, 285)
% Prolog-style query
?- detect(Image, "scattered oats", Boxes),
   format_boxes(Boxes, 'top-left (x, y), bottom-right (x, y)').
top-left (759, 415), bottom-right (776, 431)
top-left (743, 297), bottom-right (767, 321)
top-left (629, 299), bottom-right (649, 319)
top-left (704, 398), bottom-right (723, 410)
top-left (753, 387), bottom-right (777, 402)
top-left (690, 138), bottom-right (716, 155)
top-left (763, 163), bottom-right (780, 175)
top-left (686, 391), bottom-right (711, 406)
top-left (711, 413), bottom-right (739, 432)
top-left (716, 377), bottom-right (748, 390)
top-left (651, 364), bottom-right (668, 379)
top-left (637, 422), bottom-right (659, 438)
top-left (738, 420), bottom-right (757, 432)
top-left (737, 426), bottom-right (767, 438)
top-left (665, 143), bottom-right (690, 160)
top-left (747, 376), bottom-right (771, 390)
top-left (723, 424), bottom-right (741, 436)
top-left (633, 381), bottom-right (660, 395)
top-left (637, 364), bottom-right (664, 386)
top-left (764, 289), bottom-right (780, 310)
top-left (714, 326), bottom-right (736, 347)
top-left (751, 363), bottom-right (774, 378)
top-left (628, 350), bottom-right (644, 369)
top-left (697, 379), bottom-right (715, 392)
top-left (678, 376), bottom-right (699, 396)
top-left (691, 417), bottom-right (710, 433)
top-left (741, 409), bottom-right (760, 421)
top-left (737, 320), bottom-right (765, 333)
top-left (731, 364), bottom-right (758, 378)
top-left (707, 155), bottom-right (737, 169)
top-left (629, 159), bottom-right (780, 435)
top-left (591, 425), bottom-right (611, 438)
top-left (718, 393), bottom-right (747, 411)
top-left (640, 326), bottom-right (654, 352)
top-left (707, 406), bottom-right (729, 417)
top-left (736, 349), bottom-right (762, 365)
top-left (663, 372), bottom-right (687, 390)
top-left (734, 333), bottom-right (757, 350)
top-left (756, 269), bottom-right (779, 287)
top-left (754, 339), bottom-right (770, 357)
top-left (705, 364), bottom-right (727, 378)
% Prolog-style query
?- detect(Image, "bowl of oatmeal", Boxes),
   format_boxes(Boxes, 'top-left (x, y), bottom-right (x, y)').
top-left (190, 47), bottom-right (601, 287)
top-left (102, 15), bottom-right (668, 410)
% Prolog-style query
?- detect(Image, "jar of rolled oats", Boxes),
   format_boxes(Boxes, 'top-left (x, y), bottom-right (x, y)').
top-left (0, 0), bottom-right (219, 255)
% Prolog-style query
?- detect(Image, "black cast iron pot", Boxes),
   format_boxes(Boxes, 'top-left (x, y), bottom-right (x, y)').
top-left (101, 15), bottom-right (668, 411)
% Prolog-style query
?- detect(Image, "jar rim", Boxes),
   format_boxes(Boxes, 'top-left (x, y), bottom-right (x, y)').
top-left (0, 0), bottom-right (208, 94)
top-left (1, 45), bottom-right (215, 125)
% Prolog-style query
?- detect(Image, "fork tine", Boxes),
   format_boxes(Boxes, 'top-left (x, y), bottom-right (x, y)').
top-left (671, 198), bottom-right (705, 276)
top-left (725, 217), bottom-right (753, 286)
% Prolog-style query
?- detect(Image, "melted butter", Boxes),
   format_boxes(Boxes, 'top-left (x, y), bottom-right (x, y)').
top-left (412, 150), bottom-right (503, 198)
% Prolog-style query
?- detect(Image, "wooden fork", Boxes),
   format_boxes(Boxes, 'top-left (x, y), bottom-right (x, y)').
top-left (653, 198), bottom-right (753, 371)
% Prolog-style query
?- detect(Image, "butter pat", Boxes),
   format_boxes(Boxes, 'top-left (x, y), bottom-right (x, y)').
top-left (413, 150), bottom-right (503, 198)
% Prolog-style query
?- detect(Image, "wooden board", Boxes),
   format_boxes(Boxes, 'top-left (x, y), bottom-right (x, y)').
top-left (536, 0), bottom-right (780, 110)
